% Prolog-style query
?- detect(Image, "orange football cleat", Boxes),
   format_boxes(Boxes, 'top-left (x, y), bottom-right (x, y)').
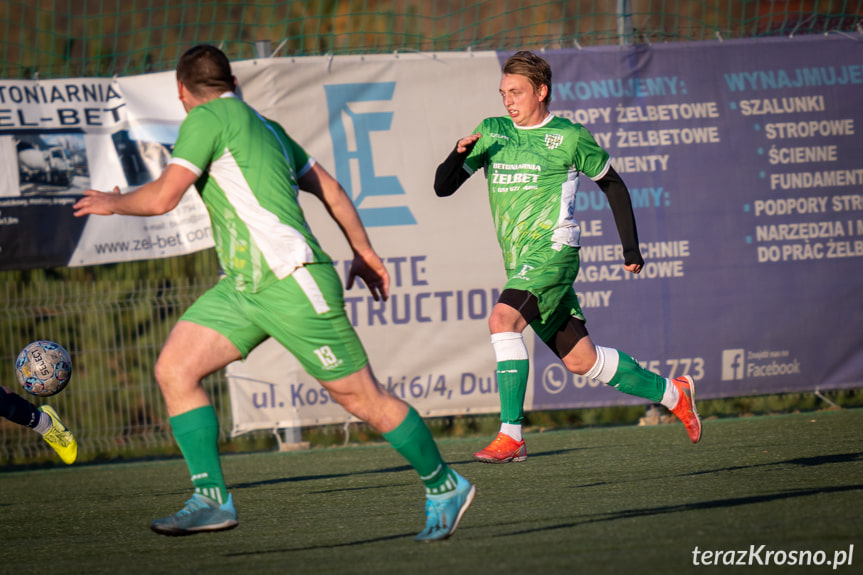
top-left (670, 375), bottom-right (702, 443)
top-left (473, 432), bottom-right (527, 463)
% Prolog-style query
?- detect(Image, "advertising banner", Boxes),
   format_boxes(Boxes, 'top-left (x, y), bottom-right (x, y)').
top-left (227, 36), bottom-right (863, 433)
top-left (0, 74), bottom-right (214, 269)
top-left (1, 36), bottom-right (859, 433)
top-left (225, 51), bottom-right (510, 433)
top-left (529, 36), bottom-right (862, 410)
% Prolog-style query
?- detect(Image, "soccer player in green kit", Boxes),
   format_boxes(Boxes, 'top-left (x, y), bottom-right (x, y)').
top-left (434, 51), bottom-right (702, 464)
top-left (74, 44), bottom-right (474, 540)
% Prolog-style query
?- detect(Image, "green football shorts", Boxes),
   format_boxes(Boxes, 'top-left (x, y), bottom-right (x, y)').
top-left (503, 244), bottom-right (585, 342)
top-left (181, 263), bottom-right (368, 382)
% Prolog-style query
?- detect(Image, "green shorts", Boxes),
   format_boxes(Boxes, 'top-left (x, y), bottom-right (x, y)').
top-left (181, 263), bottom-right (368, 381)
top-left (504, 244), bottom-right (584, 342)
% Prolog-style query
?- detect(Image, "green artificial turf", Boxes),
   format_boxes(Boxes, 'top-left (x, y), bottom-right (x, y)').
top-left (1, 409), bottom-right (861, 575)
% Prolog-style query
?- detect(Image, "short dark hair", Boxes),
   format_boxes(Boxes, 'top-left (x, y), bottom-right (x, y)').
top-left (503, 50), bottom-right (552, 105)
top-left (176, 44), bottom-right (234, 97)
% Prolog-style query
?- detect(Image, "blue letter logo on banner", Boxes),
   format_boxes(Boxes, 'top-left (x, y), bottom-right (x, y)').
top-left (324, 82), bottom-right (416, 227)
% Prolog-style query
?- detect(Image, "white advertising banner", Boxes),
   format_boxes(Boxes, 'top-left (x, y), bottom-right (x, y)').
top-left (0, 73), bottom-right (215, 267)
top-left (225, 52), bottom-right (514, 434)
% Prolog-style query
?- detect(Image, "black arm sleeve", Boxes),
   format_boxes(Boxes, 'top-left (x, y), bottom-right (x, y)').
top-left (433, 142), bottom-right (475, 197)
top-left (596, 165), bottom-right (644, 267)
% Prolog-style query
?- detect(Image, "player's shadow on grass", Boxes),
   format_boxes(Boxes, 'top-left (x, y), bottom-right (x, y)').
top-left (679, 451), bottom-right (863, 477)
top-left (225, 531), bottom-right (416, 555)
top-left (309, 482), bottom-right (413, 495)
top-left (224, 483), bottom-right (863, 554)
top-left (529, 447), bottom-right (598, 459)
top-left (230, 463), bottom-right (417, 489)
top-left (230, 447), bottom-right (590, 490)
top-left (496, 483), bottom-right (863, 538)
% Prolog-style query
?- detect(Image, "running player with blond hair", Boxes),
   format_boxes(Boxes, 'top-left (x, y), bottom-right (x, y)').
top-left (434, 50), bottom-right (702, 464)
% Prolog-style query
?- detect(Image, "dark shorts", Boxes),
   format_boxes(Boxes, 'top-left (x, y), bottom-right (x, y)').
top-left (503, 244), bottom-right (584, 342)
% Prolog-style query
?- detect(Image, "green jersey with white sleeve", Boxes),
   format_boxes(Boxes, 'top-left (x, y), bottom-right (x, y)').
top-left (170, 93), bottom-right (330, 293)
top-left (463, 113), bottom-right (610, 271)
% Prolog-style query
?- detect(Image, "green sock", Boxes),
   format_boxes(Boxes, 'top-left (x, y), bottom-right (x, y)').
top-left (498, 359), bottom-right (530, 424)
top-left (383, 406), bottom-right (453, 495)
top-left (608, 351), bottom-right (666, 402)
top-left (170, 405), bottom-right (228, 504)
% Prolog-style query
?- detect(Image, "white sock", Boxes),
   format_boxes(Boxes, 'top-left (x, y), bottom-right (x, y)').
top-left (34, 411), bottom-right (52, 435)
top-left (490, 332), bottom-right (529, 361)
top-left (660, 379), bottom-right (679, 409)
top-left (583, 345), bottom-right (619, 384)
top-left (500, 422), bottom-right (522, 442)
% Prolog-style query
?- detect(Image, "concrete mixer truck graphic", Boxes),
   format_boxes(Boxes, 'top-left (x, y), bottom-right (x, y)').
top-left (17, 140), bottom-right (74, 187)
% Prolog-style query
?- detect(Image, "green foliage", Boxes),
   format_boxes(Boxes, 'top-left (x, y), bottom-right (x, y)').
top-left (2, 1), bottom-right (861, 79)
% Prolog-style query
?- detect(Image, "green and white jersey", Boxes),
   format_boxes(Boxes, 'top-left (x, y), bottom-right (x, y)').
top-left (464, 113), bottom-right (610, 270)
top-left (170, 93), bottom-right (330, 293)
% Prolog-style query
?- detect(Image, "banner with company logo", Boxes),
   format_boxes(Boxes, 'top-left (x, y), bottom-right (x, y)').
top-left (226, 35), bottom-right (862, 434)
top-left (526, 36), bottom-right (862, 411)
top-left (225, 51), bottom-right (511, 432)
top-left (0, 74), bottom-right (215, 269)
top-left (1, 36), bottom-right (859, 433)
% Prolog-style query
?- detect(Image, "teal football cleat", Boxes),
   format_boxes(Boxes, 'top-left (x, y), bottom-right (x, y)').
top-left (150, 493), bottom-right (238, 536)
top-left (415, 472), bottom-right (476, 542)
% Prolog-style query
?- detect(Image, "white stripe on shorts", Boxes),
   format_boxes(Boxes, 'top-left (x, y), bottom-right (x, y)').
top-left (292, 266), bottom-right (331, 314)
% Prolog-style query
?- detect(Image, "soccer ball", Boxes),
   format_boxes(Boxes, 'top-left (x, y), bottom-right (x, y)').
top-left (15, 340), bottom-right (72, 397)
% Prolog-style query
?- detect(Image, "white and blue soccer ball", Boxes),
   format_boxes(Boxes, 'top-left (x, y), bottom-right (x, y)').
top-left (15, 340), bottom-right (72, 397)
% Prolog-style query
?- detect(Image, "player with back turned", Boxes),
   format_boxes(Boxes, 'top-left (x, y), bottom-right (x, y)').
top-left (74, 44), bottom-right (474, 540)
top-left (434, 50), bottom-right (702, 464)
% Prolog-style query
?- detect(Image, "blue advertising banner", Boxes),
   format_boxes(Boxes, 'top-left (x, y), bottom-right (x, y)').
top-left (530, 35), bottom-right (862, 408)
top-left (228, 37), bottom-right (861, 432)
top-left (0, 37), bottom-right (859, 430)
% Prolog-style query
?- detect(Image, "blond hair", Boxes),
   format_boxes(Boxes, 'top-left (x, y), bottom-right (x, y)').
top-left (503, 51), bottom-right (552, 105)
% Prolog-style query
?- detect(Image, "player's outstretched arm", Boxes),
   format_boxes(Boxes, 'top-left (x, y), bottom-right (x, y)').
top-left (72, 163), bottom-right (198, 218)
top-left (434, 134), bottom-right (480, 197)
top-left (299, 162), bottom-right (390, 301)
top-left (597, 165), bottom-right (644, 273)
